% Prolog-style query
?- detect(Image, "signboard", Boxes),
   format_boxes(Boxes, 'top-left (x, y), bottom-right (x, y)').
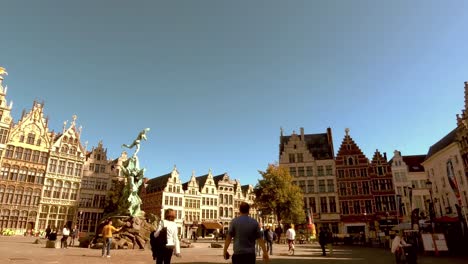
top-left (421, 233), bottom-right (448, 251)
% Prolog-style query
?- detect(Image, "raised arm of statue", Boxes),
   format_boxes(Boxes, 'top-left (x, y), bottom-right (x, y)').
top-left (122, 128), bottom-right (150, 157)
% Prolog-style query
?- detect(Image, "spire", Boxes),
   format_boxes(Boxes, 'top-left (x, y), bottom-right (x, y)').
top-left (345, 128), bottom-right (350, 136)
top-left (71, 114), bottom-right (77, 127)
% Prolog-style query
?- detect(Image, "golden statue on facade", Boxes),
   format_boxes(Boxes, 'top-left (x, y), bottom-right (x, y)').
top-left (0, 67), bottom-right (7, 81)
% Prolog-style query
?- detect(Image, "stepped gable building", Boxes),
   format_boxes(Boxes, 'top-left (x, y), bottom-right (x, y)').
top-left (78, 142), bottom-right (126, 233)
top-left (335, 128), bottom-right (374, 235)
top-left (39, 115), bottom-right (85, 230)
top-left (0, 73), bottom-right (13, 164)
top-left (369, 150), bottom-right (397, 231)
top-left (279, 127), bottom-right (340, 233)
top-left (141, 166), bottom-right (184, 233)
top-left (182, 171), bottom-right (201, 238)
top-left (213, 172), bottom-right (234, 231)
top-left (455, 81), bottom-right (468, 213)
top-left (0, 101), bottom-right (52, 233)
top-left (196, 170), bottom-right (221, 235)
top-left (390, 151), bottom-right (428, 222)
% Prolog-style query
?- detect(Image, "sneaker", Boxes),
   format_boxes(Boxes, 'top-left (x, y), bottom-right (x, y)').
top-left (106, 255), bottom-right (111, 258)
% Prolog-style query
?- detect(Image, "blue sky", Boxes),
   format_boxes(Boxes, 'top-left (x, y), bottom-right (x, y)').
top-left (1, 1), bottom-right (467, 185)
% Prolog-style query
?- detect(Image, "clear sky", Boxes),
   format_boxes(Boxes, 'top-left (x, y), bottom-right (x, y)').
top-left (1, 1), bottom-right (467, 186)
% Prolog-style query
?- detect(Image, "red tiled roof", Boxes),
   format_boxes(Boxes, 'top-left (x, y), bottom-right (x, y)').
top-left (402, 155), bottom-right (426, 172)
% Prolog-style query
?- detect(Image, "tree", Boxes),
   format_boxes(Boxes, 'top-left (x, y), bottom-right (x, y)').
top-left (254, 163), bottom-right (305, 225)
top-left (103, 179), bottom-right (126, 215)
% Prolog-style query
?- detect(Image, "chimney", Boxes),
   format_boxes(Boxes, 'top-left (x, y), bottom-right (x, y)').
top-left (300, 127), bottom-right (304, 141)
top-left (384, 152), bottom-right (387, 161)
top-left (327, 127), bottom-right (335, 159)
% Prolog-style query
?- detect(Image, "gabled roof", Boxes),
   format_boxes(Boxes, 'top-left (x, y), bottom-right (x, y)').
top-left (280, 132), bottom-right (334, 160)
top-left (402, 155), bottom-right (426, 172)
top-left (145, 172), bottom-right (172, 193)
top-left (335, 132), bottom-right (368, 160)
top-left (426, 128), bottom-right (458, 160)
top-left (241, 185), bottom-right (251, 196)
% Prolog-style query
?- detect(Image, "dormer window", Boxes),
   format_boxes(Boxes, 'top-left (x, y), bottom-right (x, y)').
top-left (27, 133), bottom-right (35, 144)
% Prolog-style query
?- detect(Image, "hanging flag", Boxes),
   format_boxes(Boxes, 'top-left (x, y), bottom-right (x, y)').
top-left (446, 160), bottom-right (462, 206)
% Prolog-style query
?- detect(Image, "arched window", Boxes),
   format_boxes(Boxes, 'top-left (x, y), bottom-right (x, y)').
top-left (32, 189), bottom-right (41, 206)
top-left (23, 188), bottom-right (32, 205)
top-left (229, 208), bottom-right (233, 218)
top-left (9, 166), bottom-right (19, 181)
top-left (18, 167), bottom-right (27, 182)
top-left (224, 194), bottom-right (228, 204)
top-left (61, 145), bottom-right (69, 154)
top-left (53, 181), bottom-right (63, 198)
top-left (69, 147), bottom-right (76, 156)
top-left (14, 147), bottom-right (23, 160)
top-left (219, 207), bottom-right (223, 217)
top-left (14, 187), bottom-right (24, 205)
top-left (62, 182), bottom-right (71, 199)
top-left (1, 165), bottom-right (10, 180)
top-left (27, 133), bottom-right (35, 144)
top-left (44, 180), bottom-right (53, 198)
top-left (229, 195), bottom-right (233, 204)
top-left (219, 194), bottom-right (223, 204)
top-left (0, 185), bottom-right (5, 203)
top-left (27, 169), bottom-right (36, 183)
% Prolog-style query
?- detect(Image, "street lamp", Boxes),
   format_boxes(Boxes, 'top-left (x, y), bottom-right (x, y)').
top-left (425, 179), bottom-right (439, 256)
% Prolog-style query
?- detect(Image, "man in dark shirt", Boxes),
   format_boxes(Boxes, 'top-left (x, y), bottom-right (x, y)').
top-left (223, 202), bottom-right (269, 264)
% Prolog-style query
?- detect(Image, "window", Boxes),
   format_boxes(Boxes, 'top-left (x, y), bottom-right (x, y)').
top-left (66, 162), bottom-right (74, 175)
top-left (32, 151), bottom-right (39, 162)
top-left (75, 164), bottom-right (82, 176)
top-left (363, 182), bottom-right (370, 195)
top-left (5, 145), bottom-right (14, 158)
top-left (349, 169), bottom-right (356, 177)
top-left (297, 167), bottom-right (305, 177)
top-left (309, 197), bottom-right (316, 213)
top-left (27, 133), bottom-right (35, 144)
top-left (320, 197), bottom-right (328, 213)
top-left (298, 180), bottom-right (306, 193)
top-left (306, 166), bottom-right (313, 176)
top-left (100, 165), bottom-right (106, 173)
top-left (339, 183), bottom-right (346, 196)
top-left (39, 152), bottom-right (48, 164)
top-left (317, 166), bottom-right (324, 176)
top-left (289, 153), bottom-right (295, 163)
top-left (318, 180), bottom-right (326, 192)
top-left (353, 201), bottom-right (361, 214)
top-left (351, 182), bottom-right (358, 195)
top-left (289, 167), bottom-right (296, 177)
top-left (14, 147), bottom-right (23, 160)
top-left (307, 180), bottom-right (314, 193)
top-left (327, 180), bottom-right (335, 192)
top-left (326, 165), bottom-right (333, 175)
top-left (341, 202), bottom-right (349, 214)
top-left (297, 153), bottom-right (303, 163)
top-left (329, 197), bottom-right (336, 213)
top-left (0, 128), bottom-right (8, 144)
top-left (360, 168), bottom-right (368, 177)
top-left (23, 149), bottom-right (32, 161)
top-left (58, 161), bottom-right (66, 174)
top-left (365, 200), bottom-right (373, 214)
top-left (337, 170), bottom-right (344, 178)
top-left (49, 159), bottom-right (57, 173)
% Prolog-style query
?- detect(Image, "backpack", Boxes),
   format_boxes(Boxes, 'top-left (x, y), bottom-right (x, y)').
top-left (266, 230), bottom-right (274, 242)
top-left (150, 227), bottom-right (167, 259)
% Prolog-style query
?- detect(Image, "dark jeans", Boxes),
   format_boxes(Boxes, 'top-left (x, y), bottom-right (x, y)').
top-left (61, 236), bottom-right (68, 248)
top-left (232, 253), bottom-right (255, 264)
top-left (266, 240), bottom-right (273, 254)
top-left (155, 247), bottom-right (174, 264)
top-left (320, 243), bottom-right (326, 256)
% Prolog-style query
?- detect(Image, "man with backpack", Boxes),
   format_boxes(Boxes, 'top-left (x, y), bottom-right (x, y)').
top-left (150, 209), bottom-right (181, 264)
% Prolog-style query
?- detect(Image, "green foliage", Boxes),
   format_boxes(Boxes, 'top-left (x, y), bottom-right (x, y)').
top-left (254, 163), bottom-right (306, 225)
top-left (103, 179), bottom-right (125, 215)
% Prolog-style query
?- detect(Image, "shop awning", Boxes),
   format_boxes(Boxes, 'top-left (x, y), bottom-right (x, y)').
top-left (202, 222), bottom-right (223, 229)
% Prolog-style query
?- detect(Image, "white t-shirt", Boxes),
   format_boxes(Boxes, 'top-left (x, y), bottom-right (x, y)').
top-left (62, 228), bottom-right (70, 236)
top-left (154, 220), bottom-right (180, 254)
top-left (286, 228), bottom-right (296, 240)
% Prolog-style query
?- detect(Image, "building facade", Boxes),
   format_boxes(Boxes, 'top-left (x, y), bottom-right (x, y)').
top-left (390, 151), bottom-right (429, 223)
top-left (0, 101), bottom-right (51, 234)
top-left (38, 116), bottom-right (85, 231)
top-left (279, 127), bottom-right (340, 233)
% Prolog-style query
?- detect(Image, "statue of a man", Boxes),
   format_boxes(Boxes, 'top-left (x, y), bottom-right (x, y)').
top-left (122, 128), bottom-right (150, 157)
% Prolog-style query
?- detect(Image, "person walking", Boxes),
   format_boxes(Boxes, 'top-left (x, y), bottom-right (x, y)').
top-left (285, 224), bottom-right (296, 252)
top-left (391, 232), bottom-right (408, 264)
top-left (45, 225), bottom-right (51, 240)
top-left (223, 202), bottom-right (269, 264)
top-left (255, 223), bottom-right (264, 256)
top-left (318, 227), bottom-right (327, 256)
top-left (326, 228), bottom-right (333, 256)
top-left (69, 225), bottom-right (78, 246)
top-left (274, 225), bottom-right (283, 244)
top-left (101, 219), bottom-right (122, 258)
top-left (153, 208), bottom-right (181, 264)
top-left (61, 225), bottom-right (70, 249)
top-left (265, 226), bottom-right (274, 255)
